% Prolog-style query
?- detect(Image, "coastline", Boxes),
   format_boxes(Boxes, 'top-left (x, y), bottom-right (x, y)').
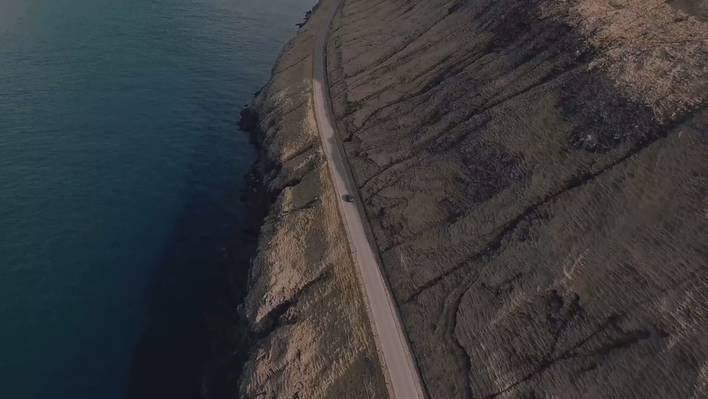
top-left (200, 123), bottom-right (270, 398)
top-left (205, 2), bottom-right (387, 397)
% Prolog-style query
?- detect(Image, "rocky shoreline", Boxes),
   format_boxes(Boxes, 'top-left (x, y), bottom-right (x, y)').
top-left (200, 106), bottom-right (271, 399)
top-left (206, 1), bottom-right (387, 397)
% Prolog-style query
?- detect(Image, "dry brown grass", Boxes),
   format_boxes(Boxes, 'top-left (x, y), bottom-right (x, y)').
top-left (567, 0), bottom-right (708, 121)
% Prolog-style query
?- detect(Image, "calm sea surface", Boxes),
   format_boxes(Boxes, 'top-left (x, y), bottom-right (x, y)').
top-left (0, 0), bottom-right (313, 397)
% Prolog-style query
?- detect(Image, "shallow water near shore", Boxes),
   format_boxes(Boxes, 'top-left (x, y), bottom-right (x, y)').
top-left (0, 0), bottom-right (313, 397)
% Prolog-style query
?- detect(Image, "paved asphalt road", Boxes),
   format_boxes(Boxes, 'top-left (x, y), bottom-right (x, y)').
top-left (311, 2), bottom-right (428, 398)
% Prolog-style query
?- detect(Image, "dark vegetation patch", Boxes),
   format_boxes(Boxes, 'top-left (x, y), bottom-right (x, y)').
top-left (459, 142), bottom-right (527, 203)
top-left (561, 73), bottom-right (660, 153)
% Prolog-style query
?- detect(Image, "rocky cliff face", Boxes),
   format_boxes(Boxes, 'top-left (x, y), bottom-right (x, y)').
top-left (233, 1), bottom-right (386, 398)
top-left (325, 0), bottom-right (706, 398)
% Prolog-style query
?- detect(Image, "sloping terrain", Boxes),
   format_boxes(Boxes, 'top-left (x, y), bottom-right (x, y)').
top-left (325, 0), bottom-right (707, 398)
top-left (232, 1), bottom-right (386, 397)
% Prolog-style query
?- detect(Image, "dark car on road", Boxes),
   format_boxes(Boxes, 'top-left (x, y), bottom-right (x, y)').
top-left (342, 194), bottom-right (354, 203)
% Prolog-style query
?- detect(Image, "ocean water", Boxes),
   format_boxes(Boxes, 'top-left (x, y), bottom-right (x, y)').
top-left (0, 0), bottom-right (313, 398)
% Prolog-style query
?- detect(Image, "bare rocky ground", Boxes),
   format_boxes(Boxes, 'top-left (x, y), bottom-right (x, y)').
top-left (229, 1), bottom-right (386, 397)
top-left (323, 0), bottom-right (708, 398)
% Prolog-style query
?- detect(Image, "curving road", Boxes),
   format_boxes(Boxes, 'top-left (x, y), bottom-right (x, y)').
top-left (311, 2), bottom-right (428, 399)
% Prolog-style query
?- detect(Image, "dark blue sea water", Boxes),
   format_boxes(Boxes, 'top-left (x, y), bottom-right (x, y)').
top-left (0, 1), bottom-right (313, 398)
